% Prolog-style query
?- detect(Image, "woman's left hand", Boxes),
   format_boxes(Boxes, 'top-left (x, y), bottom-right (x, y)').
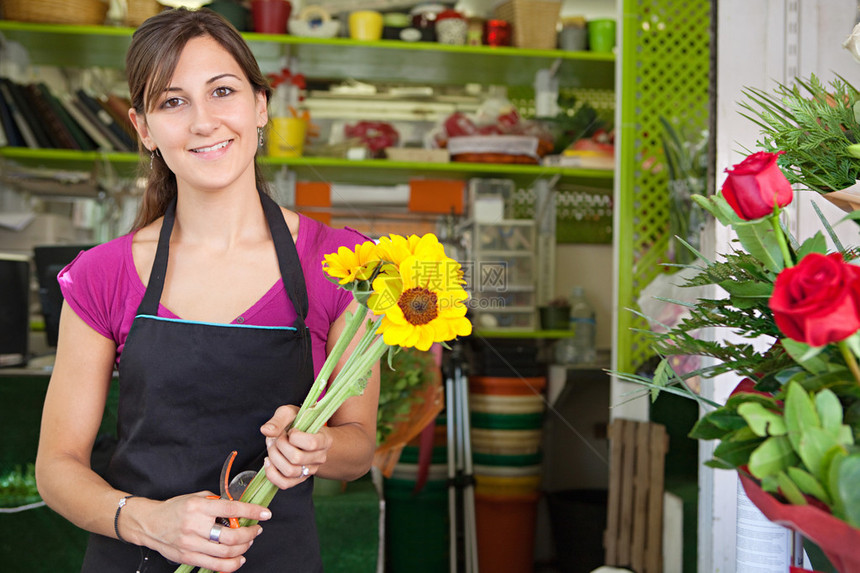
top-left (259, 405), bottom-right (333, 489)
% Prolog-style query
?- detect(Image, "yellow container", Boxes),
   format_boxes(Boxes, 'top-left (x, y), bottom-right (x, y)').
top-left (267, 117), bottom-right (307, 157)
top-left (349, 11), bottom-right (384, 41)
top-left (475, 473), bottom-right (542, 496)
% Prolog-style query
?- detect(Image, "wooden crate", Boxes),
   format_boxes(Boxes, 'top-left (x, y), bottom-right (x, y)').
top-left (604, 418), bottom-right (669, 573)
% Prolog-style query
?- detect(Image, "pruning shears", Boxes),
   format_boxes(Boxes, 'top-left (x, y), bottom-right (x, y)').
top-left (206, 450), bottom-right (256, 529)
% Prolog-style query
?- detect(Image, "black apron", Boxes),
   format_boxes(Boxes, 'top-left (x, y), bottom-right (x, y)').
top-left (81, 191), bottom-right (322, 572)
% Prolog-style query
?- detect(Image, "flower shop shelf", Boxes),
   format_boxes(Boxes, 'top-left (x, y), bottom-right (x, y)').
top-left (0, 147), bottom-right (615, 187)
top-left (0, 21), bottom-right (615, 90)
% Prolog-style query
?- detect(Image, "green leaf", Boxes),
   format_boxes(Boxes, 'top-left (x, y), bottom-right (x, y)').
top-left (713, 437), bottom-right (762, 469)
top-left (690, 409), bottom-right (747, 439)
top-left (780, 338), bottom-right (827, 374)
top-left (718, 280), bottom-right (774, 299)
top-left (748, 435), bottom-right (799, 479)
top-left (828, 450), bottom-right (848, 519)
top-left (777, 471), bottom-right (809, 505)
top-left (738, 402), bottom-right (787, 437)
top-left (690, 415), bottom-right (732, 440)
top-left (844, 331), bottom-right (860, 358)
top-left (733, 218), bottom-right (785, 274)
top-left (761, 473), bottom-right (780, 494)
top-left (651, 359), bottom-right (672, 402)
top-left (811, 200), bottom-right (846, 254)
top-left (847, 144), bottom-right (860, 159)
top-left (837, 454), bottom-right (860, 528)
top-left (786, 466), bottom-right (832, 505)
top-left (724, 391), bottom-right (781, 410)
top-left (795, 231), bottom-right (829, 259)
top-left (704, 458), bottom-right (736, 470)
top-left (386, 345), bottom-right (398, 371)
top-left (798, 429), bottom-right (843, 484)
top-left (815, 389), bottom-right (850, 443)
top-left (783, 381), bottom-right (821, 452)
top-left (692, 193), bottom-right (738, 226)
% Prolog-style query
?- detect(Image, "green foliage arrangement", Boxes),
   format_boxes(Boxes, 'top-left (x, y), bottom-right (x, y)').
top-left (660, 116), bottom-right (709, 265)
top-left (616, 165), bottom-right (860, 532)
top-left (0, 464), bottom-right (40, 508)
top-left (740, 75), bottom-right (860, 194)
top-left (377, 347), bottom-right (437, 446)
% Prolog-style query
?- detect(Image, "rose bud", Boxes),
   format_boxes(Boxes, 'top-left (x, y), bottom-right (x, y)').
top-left (721, 151), bottom-right (793, 220)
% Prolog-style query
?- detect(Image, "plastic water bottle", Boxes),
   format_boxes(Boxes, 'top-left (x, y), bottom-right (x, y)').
top-left (554, 286), bottom-right (596, 365)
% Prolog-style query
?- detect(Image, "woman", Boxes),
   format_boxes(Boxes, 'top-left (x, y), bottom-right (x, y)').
top-left (35, 8), bottom-right (379, 572)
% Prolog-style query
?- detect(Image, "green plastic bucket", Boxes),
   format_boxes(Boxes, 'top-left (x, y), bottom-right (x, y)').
top-left (398, 445), bottom-right (448, 464)
top-left (383, 477), bottom-right (448, 573)
top-left (472, 451), bottom-right (542, 467)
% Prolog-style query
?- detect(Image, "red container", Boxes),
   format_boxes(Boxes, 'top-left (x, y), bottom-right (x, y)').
top-left (475, 491), bottom-right (540, 573)
top-left (250, 0), bottom-right (291, 34)
top-left (469, 376), bottom-right (546, 396)
top-left (484, 19), bottom-right (512, 46)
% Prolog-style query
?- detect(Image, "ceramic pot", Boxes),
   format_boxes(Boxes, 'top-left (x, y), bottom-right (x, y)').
top-left (435, 9), bottom-right (467, 45)
top-left (250, 0), bottom-right (291, 34)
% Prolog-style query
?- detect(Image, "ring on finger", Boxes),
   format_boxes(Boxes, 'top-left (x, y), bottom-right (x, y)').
top-left (301, 465), bottom-right (310, 477)
top-left (209, 524), bottom-right (224, 544)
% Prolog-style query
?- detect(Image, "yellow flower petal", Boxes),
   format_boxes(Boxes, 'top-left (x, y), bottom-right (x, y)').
top-left (381, 321), bottom-right (414, 346)
top-left (415, 326), bottom-right (435, 351)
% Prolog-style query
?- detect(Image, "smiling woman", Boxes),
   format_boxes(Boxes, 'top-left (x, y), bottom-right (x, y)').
top-left (34, 8), bottom-right (380, 573)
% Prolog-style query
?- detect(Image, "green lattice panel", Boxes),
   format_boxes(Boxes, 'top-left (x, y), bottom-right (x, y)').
top-left (617, 0), bottom-right (711, 374)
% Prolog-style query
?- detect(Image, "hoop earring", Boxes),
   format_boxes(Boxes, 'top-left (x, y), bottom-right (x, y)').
top-left (258, 127), bottom-right (264, 148)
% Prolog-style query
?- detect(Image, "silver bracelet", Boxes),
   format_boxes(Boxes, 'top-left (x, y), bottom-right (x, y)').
top-left (114, 495), bottom-right (137, 544)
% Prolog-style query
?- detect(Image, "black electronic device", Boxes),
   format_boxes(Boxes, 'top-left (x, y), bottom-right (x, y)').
top-left (0, 256), bottom-right (30, 365)
top-left (33, 244), bottom-right (94, 347)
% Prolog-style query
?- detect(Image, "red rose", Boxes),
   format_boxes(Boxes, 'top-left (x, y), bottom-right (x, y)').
top-left (721, 151), bottom-right (793, 220)
top-left (769, 253), bottom-right (860, 346)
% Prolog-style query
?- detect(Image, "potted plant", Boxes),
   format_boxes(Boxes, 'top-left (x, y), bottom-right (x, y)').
top-left (373, 346), bottom-right (444, 477)
top-left (539, 297), bottom-right (571, 331)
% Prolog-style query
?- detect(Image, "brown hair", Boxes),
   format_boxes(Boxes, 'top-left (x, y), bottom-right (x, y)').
top-left (127, 8), bottom-right (273, 230)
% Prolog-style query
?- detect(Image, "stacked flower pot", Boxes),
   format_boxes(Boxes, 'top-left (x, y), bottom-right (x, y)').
top-left (383, 417), bottom-right (449, 573)
top-left (469, 376), bottom-right (547, 573)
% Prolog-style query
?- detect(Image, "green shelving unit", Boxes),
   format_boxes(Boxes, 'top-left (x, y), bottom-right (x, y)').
top-left (0, 20), bottom-right (615, 192)
top-left (0, 20), bottom-right (614, 89)
top-left (0, 147), bottom-right (614, 187)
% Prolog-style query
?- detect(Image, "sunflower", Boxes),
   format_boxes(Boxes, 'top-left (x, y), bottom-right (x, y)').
top-left (375, 233), bottom-right (447, 266)
top-left (368, 255), bottom-right (472, 351)
top-left (322, 240), bottom-right (381, 285)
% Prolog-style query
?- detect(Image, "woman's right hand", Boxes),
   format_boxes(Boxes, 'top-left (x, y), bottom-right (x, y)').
top-left (125, 492), bottom-right (272, 572)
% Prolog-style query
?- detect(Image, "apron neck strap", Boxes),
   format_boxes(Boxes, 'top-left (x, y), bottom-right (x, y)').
top-left (136, 191), bottom-right (310, 330)
top-left (136, 198), bottom-right (176, 317)
top-left (259, 190), bottom-right (309, 327)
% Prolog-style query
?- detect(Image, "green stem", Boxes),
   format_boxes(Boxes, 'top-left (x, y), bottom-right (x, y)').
top-left (838, 341), bottom-right (860, 386)
top-left (324, 315), bottom-right (383, 394)
top-left (770, 213), bottom-right (794, 268)
top-left (295, 305), bottom-right (368, 422)
top-left (303, 336), bottom-right (388, 434)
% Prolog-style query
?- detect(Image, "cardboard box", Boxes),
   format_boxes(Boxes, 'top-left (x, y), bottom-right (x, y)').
top-left (408, 179), bottom-right (465, 214)
top-left (295, 182), bottom-right (332, 225)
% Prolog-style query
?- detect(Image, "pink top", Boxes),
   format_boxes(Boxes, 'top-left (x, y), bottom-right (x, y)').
top-left (58, 214), bottom-right (367, 376)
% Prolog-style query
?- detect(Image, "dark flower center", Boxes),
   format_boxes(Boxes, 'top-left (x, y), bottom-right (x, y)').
top-left (398, 287), bottom-right (438, 325)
